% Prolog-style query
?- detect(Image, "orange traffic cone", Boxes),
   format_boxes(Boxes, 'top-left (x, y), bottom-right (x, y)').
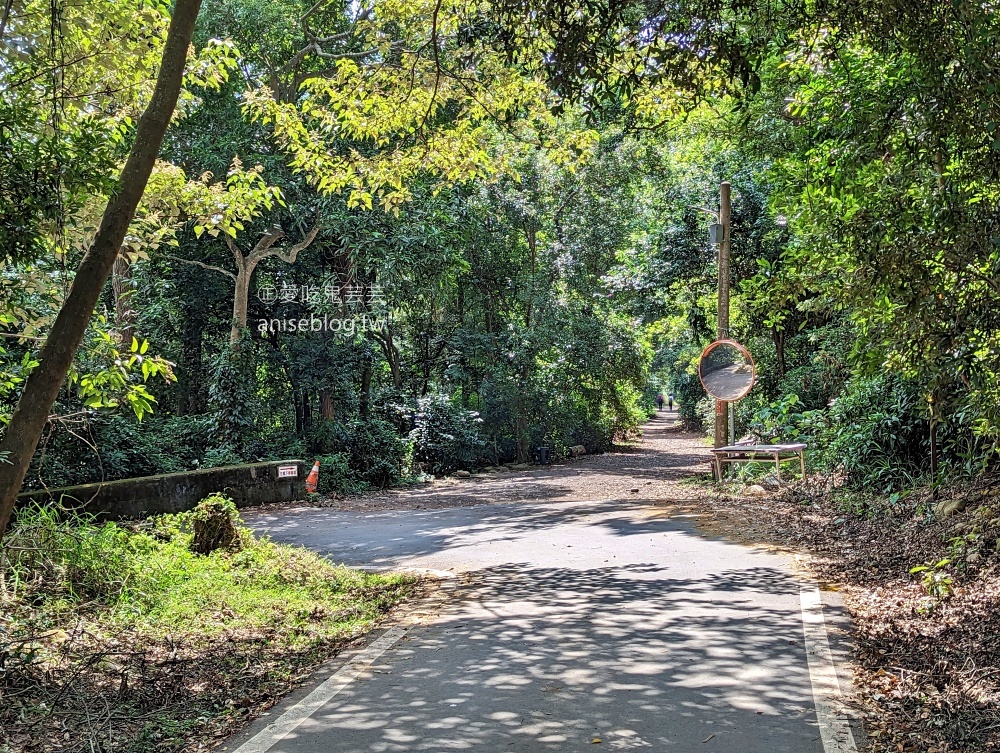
top-left (305, 460), bottom-right (320, 493)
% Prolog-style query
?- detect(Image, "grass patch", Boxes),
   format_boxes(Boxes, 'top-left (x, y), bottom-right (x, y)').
top-left (0, 502), bottom-right (416, 752)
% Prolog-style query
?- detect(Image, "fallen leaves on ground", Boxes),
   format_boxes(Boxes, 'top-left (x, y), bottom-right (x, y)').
top-left (692, 478), bottom-right (1000, 753)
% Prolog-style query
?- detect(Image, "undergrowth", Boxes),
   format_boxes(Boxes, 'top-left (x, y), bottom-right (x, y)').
top-left (0, 502), bottom-right (415, 752)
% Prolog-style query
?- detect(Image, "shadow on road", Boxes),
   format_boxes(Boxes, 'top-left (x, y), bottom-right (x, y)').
top-left (274, 561), bottom-right (819, 752)
top-left (238, 416), bottom-right (833, 753)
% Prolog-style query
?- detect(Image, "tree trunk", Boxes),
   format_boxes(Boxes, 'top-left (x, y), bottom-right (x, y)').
top-left (319, 389), bottom-right (334, 420)
top-left (302, 391), bottom-right (312, 436)
top-left (525, 225), bottom-right (536, 329)
top-left (514, 224), bottom-right (537, 463)
top-left (515, 410), bottom-right (530, 463)
top-left (0, 0), bottom-right (203, 541)
top-left (293, 388), bottom-right (303, 435)
top-left (374, 327), bottom-right (402, 390)
top-left (223, 227), bottom-right (316, 346)
top-left (231, 263), bottom-right (253, 344)
top-left (179, 301), bottom-right (207, 415)
top-left (772, 325), bottom-right (786, 379)
top-left (359, 364), bottom-right (372, 418)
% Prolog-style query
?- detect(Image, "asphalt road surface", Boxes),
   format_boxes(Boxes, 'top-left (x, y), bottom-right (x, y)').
top-left (230, 415), bottom-right (858, 753)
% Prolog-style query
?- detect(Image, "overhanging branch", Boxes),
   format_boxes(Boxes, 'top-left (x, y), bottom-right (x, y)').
top-left (162, 253), bottom-right (237, 281)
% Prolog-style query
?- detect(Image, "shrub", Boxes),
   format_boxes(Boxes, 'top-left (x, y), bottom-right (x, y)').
top-left (26, 413), bottom-right (214, 489)
top-left (776, 322), bottom-right (854, 411)
top-left (2, 503), bottom-right (155, 604)
top-left (547, 410), bottom-right (616, 455)
top-left (672, 371), bottom-right (707, 431)
top-left (141, 414), bottom-right (214, 473)
top-left (312, 418), bottom-right (410, 487)
top-left (749, 394), bottom-right (828, 445)
top-left (315, 452), bottom-right (357, 495)
top-left (208, 339), bottom-right (258, 458)
top-left (189, 494), bottom-right (245, 555)
top-left (695, 396), bottom-right (715, 439)
top-left (201, 444), bottom-right (244, 468)
top-left (1, 503), bottom-right (413, 638)
top-left (409, 394), bottom-right (487, 474)
top-left (820, 374), bottom-right (928, 491)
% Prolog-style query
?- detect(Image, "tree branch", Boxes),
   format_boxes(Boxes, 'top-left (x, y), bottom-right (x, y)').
top-left (275, 2), bottom-right (377, 85)
top-left (223, 234), bottom-right (247, 270)
top-left (246, 226), bottom-right (286, 265)
top-left (277, 39), bottom-right (379, 80)
top-left (162, 253), bottom-right (237, 281)
top-left (313, 45), bottom-right (380, 61)
top-left (0, 0), bottom-right (14, 41)
top-left (249, 225), bottom-right (320, 266)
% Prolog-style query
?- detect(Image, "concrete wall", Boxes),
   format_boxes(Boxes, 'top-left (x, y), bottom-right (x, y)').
top-left (17, 460), bottom-right (307, 520)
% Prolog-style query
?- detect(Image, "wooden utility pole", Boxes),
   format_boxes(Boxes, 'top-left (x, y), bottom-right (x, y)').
top-left (714, 181), bottom-right (732, 449)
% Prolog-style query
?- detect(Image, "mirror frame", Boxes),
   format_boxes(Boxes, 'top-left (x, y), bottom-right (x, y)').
top-left (698, 339), bottom-right (756, 401)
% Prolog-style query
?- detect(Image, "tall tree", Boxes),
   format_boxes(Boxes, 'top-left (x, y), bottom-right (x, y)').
top-left (0, 0), bottom-right (204, 540)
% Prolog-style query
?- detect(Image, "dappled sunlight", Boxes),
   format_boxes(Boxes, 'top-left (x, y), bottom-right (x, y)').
top-left (260, 557), bottom-right (822, 751)
top-left (242, 419), bottom-right (833, 752)
top-left (249, 497), bottom-right (747, 571)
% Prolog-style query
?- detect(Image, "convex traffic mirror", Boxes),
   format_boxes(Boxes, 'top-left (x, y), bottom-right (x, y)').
top-left (698, 340), bottom-right (756, 401)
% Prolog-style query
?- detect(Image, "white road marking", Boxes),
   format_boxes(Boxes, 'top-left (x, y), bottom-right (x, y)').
top-left (230, 623), bottom-right (411, 753)
top-left (230, 570), bottom-right (455, 753)
top-left (799, 580), bottom-right (859, 753)
top-left (232, 557), bottom-right (856, 753)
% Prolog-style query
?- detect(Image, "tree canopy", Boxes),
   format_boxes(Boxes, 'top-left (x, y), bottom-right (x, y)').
top-left (1, 0), bottom-right (999, 507)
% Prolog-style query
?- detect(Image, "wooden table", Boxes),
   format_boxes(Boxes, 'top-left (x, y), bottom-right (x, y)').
top-left (709, 443), bottom-right (807, 482)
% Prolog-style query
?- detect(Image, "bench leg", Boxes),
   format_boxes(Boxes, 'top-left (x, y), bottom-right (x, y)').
top-left (800, 452), bottom-right (806, 479)
top-left (774, 455), bottom-right (781, 482)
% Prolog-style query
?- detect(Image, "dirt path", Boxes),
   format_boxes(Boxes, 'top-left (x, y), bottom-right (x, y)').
top-left (301, 411), bottom-right (711, 512)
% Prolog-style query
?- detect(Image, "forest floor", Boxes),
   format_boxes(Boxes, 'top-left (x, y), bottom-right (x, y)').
top-left (700, 476), bottom-right (1000, 753)
top-left (0, 510), bottom-right (417, 753)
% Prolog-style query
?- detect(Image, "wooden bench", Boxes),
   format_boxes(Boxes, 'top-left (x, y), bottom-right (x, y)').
top-left (710, 442), bottom-right (807, 482)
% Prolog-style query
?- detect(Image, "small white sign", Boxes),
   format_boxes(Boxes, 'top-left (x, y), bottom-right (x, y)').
top-left (277, 465), bottom-right (298, 478)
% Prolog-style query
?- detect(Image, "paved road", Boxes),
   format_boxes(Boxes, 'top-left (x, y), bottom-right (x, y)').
top-left (232, 418), bottom-right (855, 753)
